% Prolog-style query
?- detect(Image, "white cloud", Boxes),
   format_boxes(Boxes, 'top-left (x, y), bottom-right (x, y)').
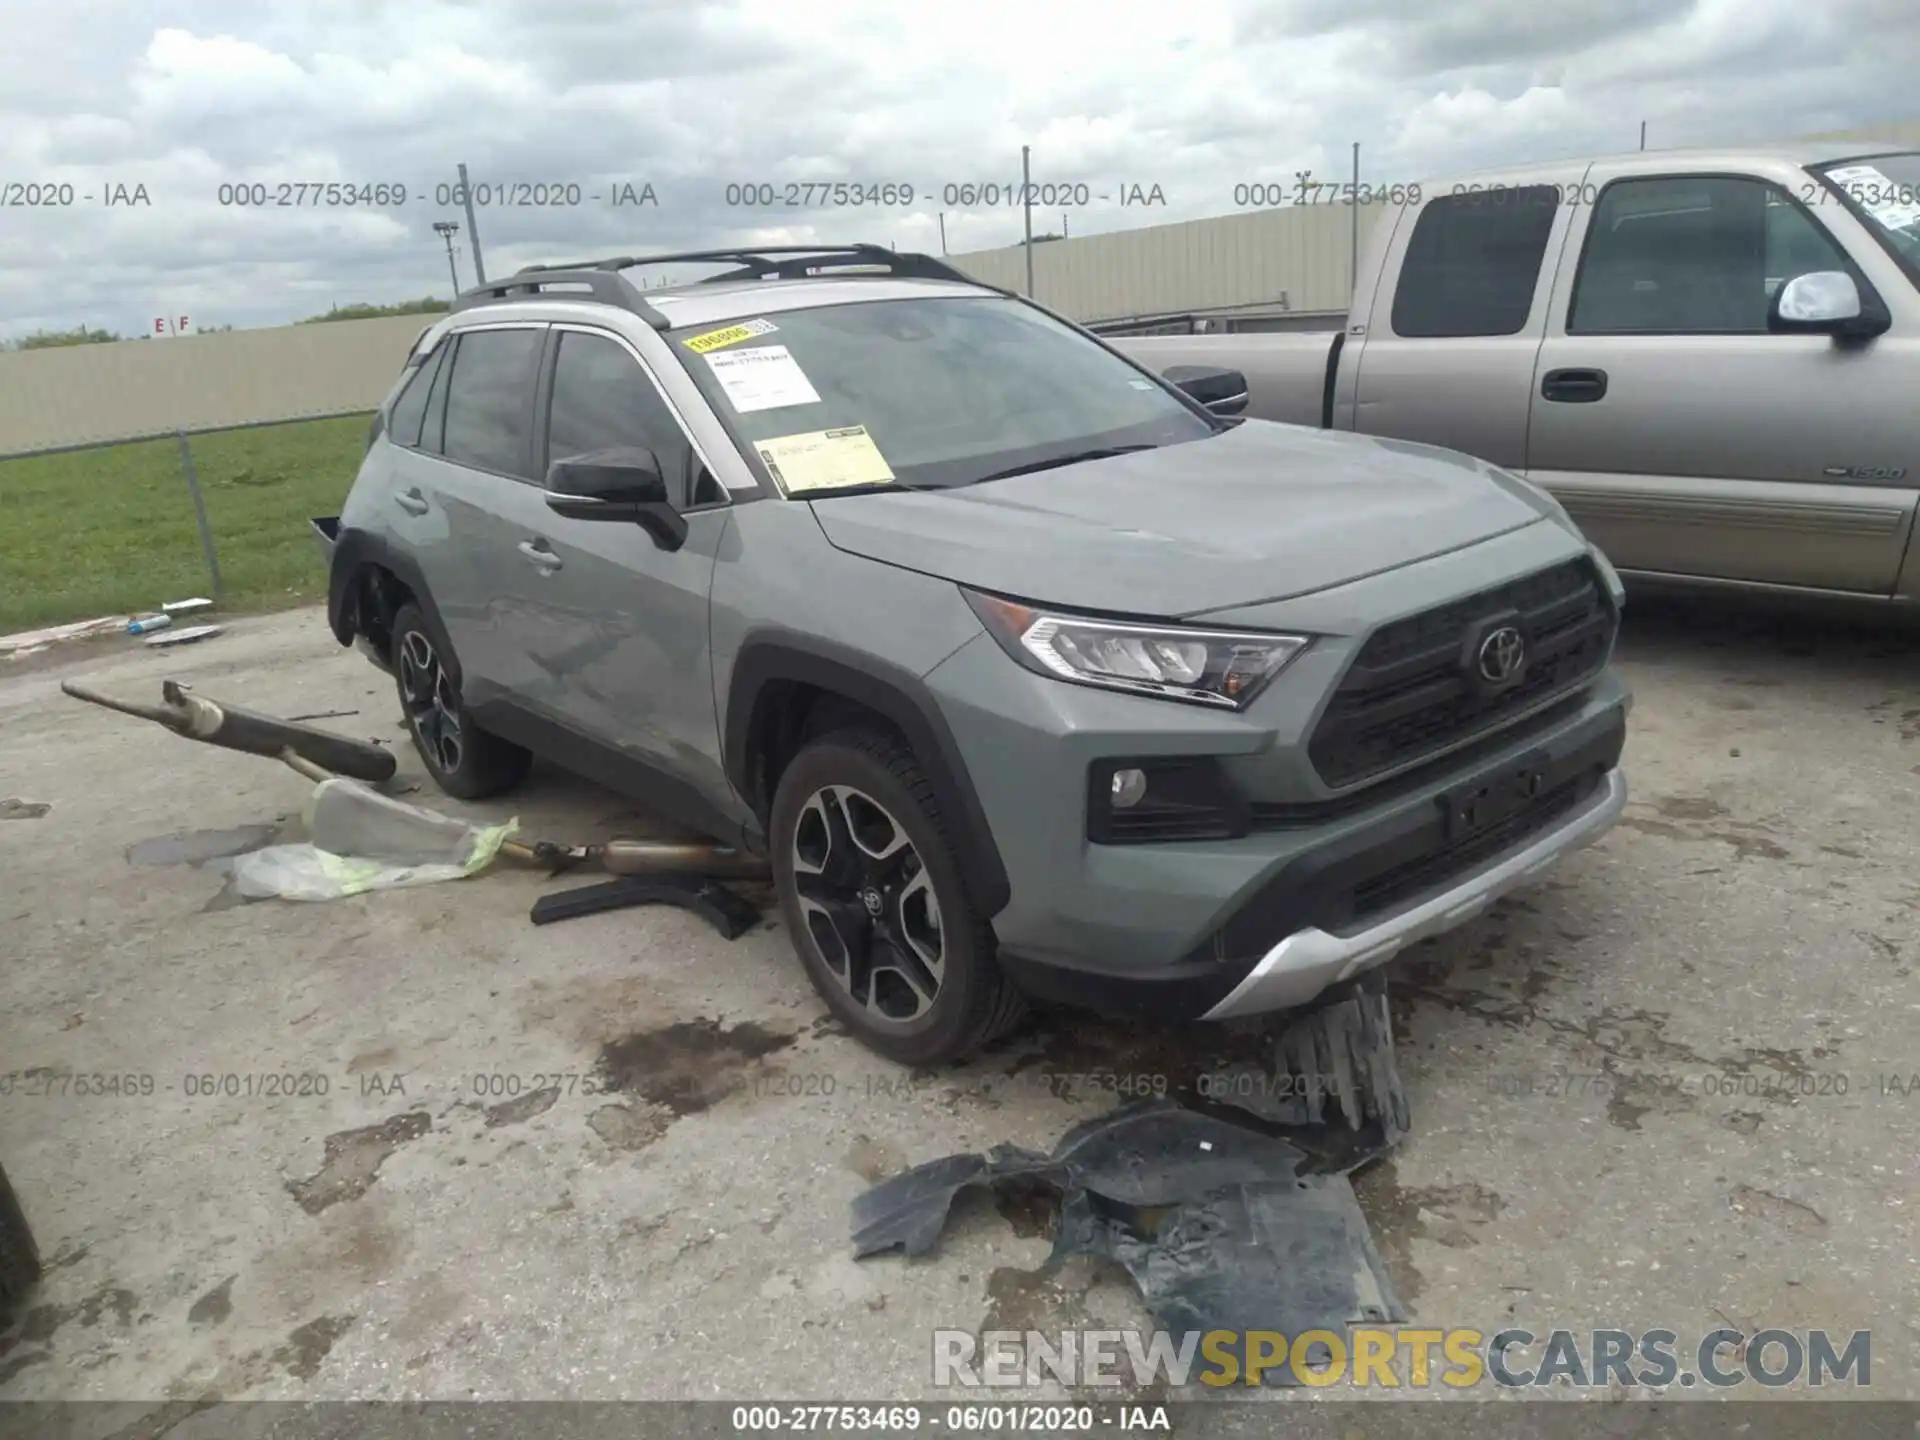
top-left (0, 0), bottom-right (1915, 339)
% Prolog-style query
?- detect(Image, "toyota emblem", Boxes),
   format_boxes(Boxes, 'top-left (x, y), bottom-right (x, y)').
top-left (861, 886), bottom-right (885, 917)
top-left (1476, 625), bottom-right (1527, 686)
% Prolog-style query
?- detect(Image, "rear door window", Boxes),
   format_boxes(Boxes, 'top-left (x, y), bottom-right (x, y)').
top-left (1391, 186), bottom-right (1559, 337)
top-left (439, 328), bottom-right (544, 477)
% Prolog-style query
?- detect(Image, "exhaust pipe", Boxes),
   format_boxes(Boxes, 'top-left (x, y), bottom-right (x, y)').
top-left (63, 680), bottom-right (398, 784)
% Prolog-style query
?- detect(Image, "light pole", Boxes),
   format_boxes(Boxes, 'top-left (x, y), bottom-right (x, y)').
top-left (433, 221), bottom-right (461, 294)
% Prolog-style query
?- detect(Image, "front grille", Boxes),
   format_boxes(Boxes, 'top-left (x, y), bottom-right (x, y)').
top-left (1307, 558), bottom-right (1614, 789)
top-left (1347, 776), bottom-right (1584, 924)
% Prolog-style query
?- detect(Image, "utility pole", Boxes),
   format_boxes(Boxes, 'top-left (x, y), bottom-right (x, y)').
top-left (1062, 212), bottom-right (1069, 238)
top-left (1639, 121), bottom-right (1647, 151)
top-left (433, 221), bottom-right (461, 293)
top-left (1021, 145), bottom-right (1035, 296)
top-left (457, 163), bottom-right (487, 284)
top-left (938, 212), bottom-right (947, 254)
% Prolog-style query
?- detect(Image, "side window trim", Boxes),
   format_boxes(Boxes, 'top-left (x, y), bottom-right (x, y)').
top-left (548, 322), bottom-right (728, 510)
top-left (1565, 171), bottom-right (1873, 337)
top-left (434, 321), bottom-right (548, 482)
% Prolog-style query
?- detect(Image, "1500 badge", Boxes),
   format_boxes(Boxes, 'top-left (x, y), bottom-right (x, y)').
top-left (1823, 465), bottom-right (1908, 480)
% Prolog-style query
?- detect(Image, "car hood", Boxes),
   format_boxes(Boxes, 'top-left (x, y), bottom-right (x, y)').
top-left (807, 420), bottom-right (1554, 618)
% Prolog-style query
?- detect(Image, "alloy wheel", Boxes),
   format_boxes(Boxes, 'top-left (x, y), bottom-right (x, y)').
top-left (397, 628), bottom-right (464, 774)
top-left (790, 785), bottom-right (945, 1027)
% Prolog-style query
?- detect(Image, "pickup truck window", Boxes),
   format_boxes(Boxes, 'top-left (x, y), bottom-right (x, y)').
top-left (1390, 186), bottom-right (1558, 338)
top-left (1569, 176), bottom-right (1850, 335)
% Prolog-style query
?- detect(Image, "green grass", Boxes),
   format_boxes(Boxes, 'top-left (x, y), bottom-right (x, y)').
top-left (0, 414), bottom-right (372, 633)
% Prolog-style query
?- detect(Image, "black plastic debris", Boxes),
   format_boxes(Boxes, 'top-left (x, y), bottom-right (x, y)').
top-left (850, 1099), bottom-right (1407, 1385)
top-left (851, 1106), bottom-right (1306, 1259)
top-left (529, 875), bottom-right (762, 939)
top-left (1197, 974), bottom-right (1410, 1174)
top-left (1053, 1174), bottom-right (1403, 1379)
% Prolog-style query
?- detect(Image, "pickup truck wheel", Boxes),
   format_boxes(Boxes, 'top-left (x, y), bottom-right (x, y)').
top-left (770, 728), bottom-right (1026, 1066)
top-left (390, 602), bottom-right (530, 801)
top-left (0, 1163), bottom-right (41, 1306)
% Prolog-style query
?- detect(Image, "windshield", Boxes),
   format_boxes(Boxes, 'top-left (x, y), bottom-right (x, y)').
top-left (1813, 152), bottom-right (1920, 287)
top-left (666, 295), bottom-right (1217, 497)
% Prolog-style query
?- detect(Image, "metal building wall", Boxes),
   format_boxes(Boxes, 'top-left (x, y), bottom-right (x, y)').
top-left (946, 200), bottom-right (1392, 326)
top-left (0, 315), bottom-right (431, 457)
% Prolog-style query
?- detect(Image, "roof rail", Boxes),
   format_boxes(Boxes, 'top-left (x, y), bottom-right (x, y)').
top-left (449, 265), bottom-right (673, 329)
top-left (525, 244), bottom-right (991, 288)
top-left (448, 244), bottom-right (1002, 326)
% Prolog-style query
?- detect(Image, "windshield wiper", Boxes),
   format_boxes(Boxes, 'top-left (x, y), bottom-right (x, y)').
top-left (791, 481), bottom-right (918, 500)
top-left (971, 444), bottom-right (1160, 485)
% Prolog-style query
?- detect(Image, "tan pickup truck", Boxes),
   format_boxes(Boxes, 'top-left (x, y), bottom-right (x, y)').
top-left (1112, 142), bottom-right (1920, 604)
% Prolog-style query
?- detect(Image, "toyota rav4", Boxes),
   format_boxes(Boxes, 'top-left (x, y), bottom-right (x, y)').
top-left (319, 244), bottom-right (1631, 1065)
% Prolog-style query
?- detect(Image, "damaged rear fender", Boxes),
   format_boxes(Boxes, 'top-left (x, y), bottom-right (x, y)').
top-left (326, 528), bottom-right (445, 667)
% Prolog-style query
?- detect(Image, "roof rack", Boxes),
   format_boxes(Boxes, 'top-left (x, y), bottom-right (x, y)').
top-left (450, 244), bottom-right (1001, 326)
top-left (449, 263), bottom-right (675, 329)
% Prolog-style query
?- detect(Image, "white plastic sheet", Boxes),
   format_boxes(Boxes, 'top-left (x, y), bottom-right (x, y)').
top-left (227, 778), bottom-right (517, 901)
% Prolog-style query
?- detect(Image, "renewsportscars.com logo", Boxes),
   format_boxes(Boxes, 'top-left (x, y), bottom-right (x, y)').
top-left (932, 1327), bottom-right (1873, 1390)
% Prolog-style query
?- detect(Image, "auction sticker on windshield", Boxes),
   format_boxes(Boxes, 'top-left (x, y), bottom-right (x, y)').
top-left (683, 318), bottom-right (779, 354)
top-left (755, 426), bottom-right (895, 493)
top-left (705, 344), bottom-right (822, 413)
top-left (1825, 164), bottom-right (1920, 230)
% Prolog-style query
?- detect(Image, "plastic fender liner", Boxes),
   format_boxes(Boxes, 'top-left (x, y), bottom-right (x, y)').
top-left (326, 527), bottom-right (450, 665)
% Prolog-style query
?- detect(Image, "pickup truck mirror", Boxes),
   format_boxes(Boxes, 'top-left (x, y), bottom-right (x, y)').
top-left (1768, 270), bottom-right (1890, 340)
top-left (1162, 364), bottom-right (1250, 416)
top-left (545, 447), bottom-right (688, 551)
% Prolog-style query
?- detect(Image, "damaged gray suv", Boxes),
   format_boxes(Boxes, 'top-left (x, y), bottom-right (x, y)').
top-left (321, 244), bottom-right (1630, 1065)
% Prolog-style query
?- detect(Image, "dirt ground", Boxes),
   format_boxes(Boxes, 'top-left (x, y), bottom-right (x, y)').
top-left (0, 597), bottom-right (1915, 1407)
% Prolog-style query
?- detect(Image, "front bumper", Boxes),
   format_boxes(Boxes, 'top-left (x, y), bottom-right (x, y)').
top-left (1200, 766), bottom-right (1624, 1018)
top-left (959, 665), bottom-right (1629, 1022)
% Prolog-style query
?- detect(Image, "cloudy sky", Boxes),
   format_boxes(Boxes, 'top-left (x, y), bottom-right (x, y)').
top-left (1, 0), bottom-right (1914, 341)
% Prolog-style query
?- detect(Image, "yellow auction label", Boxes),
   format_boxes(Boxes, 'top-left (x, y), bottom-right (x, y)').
top-left (754, 425), bottom-right (895, 494)
top-left (683, 318), bottom-right (779, 353)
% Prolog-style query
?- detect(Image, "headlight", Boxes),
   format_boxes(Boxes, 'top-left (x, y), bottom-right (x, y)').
top-left (964, 590), bottom-right (1310, 709)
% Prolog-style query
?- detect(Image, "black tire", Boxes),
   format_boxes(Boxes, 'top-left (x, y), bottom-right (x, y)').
top-left (0, 1163), bottom-right (41, 1307)
top-left (389, 601), bottom-right (530, 801)
top-left (769, 726), bottom-right (1027, 1066)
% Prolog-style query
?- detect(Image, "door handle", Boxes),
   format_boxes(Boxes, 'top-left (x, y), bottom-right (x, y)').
top-left (1541, 368), bottom-right (1608, 403)
top-left (518, 539), bottom-right (562, 571)
top-left (394, 488), bottom-right (430, 516)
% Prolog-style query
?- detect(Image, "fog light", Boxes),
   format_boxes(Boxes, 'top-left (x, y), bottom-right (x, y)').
top-left (1111, 768), bottom-right (1148, 808)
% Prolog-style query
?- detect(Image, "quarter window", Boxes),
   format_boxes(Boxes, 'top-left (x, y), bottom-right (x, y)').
top-left (386, 343), bottom-right (445, 449)
top-left (1391, 187), bottom-right (1559, 337)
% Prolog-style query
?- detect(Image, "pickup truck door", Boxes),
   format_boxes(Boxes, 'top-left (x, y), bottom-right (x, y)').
top-left (1524, 162), bottom-right (1918, 594)
top-left (1337, 174), bottom-right (1585, 469)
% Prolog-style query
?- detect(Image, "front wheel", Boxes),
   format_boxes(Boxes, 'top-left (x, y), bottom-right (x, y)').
top-left (769, 727), bottom-right (1026, 1066)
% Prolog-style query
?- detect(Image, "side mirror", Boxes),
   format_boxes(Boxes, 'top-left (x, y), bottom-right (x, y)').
top-left (545, 447), bottom-right (688, 551)
top-left (1163, 364), bottom-right (1250, 416)
top-left (1768, 270), bottom-right (1890, 340)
